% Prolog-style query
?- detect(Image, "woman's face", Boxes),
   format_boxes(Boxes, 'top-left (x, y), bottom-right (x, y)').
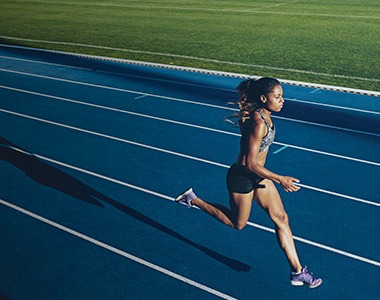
top-left (261, 85), bottom-right (284, 112)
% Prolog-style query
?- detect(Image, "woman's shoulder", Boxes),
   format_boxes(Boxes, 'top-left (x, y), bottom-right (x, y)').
top-left (251, 110), bottom-right (266, 127)
top-left (240, 112), bottom-right (266, 134)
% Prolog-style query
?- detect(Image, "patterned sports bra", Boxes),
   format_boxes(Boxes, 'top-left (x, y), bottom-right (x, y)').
top-left (240, 109), bottom-right (276, 157)
top-left (256, 109), bottom-right (275, 153)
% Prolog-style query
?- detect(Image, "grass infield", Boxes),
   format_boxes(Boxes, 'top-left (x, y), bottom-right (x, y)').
top-left (0, 0), bottom-right (379, 92)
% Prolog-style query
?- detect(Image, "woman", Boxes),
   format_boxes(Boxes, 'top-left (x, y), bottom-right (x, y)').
top-left (175, 77), bottom-right (322, 288)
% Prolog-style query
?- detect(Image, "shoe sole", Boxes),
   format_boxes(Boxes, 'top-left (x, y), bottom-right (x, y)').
top-left (290, 281), bottom-right (304, 287)
top-left (290, 279), bottom-right (323, 288)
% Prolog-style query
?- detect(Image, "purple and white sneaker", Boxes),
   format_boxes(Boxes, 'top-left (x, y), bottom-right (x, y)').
top-left (290, 266), bottom-right (323, 288)
top-left (175, 188), bottom-right (197, 208)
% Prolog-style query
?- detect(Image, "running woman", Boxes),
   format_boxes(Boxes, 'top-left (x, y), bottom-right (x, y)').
top-left (176, 77), bottom-right (322, 288)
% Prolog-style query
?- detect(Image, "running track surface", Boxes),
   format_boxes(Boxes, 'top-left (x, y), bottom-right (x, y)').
top-left (0, 44), bottom-right (379, 300)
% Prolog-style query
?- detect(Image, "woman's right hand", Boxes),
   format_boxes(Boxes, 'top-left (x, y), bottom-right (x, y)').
top-left (279, 176), bottom-right (300, 192)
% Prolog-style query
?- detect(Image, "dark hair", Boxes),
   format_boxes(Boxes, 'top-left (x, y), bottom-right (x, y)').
top-left (236, 77), bottom-right (281, 120)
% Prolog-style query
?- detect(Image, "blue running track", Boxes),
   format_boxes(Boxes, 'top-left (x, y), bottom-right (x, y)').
top-left (0, 44), bottom-right (379, 300)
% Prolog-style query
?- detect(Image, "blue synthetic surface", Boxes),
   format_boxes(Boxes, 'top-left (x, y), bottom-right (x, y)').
top-left (0, 44), bottom-right (379, 300)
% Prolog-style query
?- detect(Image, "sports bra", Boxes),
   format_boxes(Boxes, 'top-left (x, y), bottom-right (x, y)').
top-left (240, 109), bottom-right (275, 154)
top-left (256, 109), bottom-right (275, 153)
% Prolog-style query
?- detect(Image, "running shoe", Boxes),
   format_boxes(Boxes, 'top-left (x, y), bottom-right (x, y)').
top-left (175, 188), bottom-right (197, 208)
top-left (290, 266), bottom-right (323, 288)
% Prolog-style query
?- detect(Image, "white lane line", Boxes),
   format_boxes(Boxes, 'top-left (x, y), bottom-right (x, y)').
top-left (0, 107), bottom-right (379, 207)
top-left (0, 68), bottom-right (232, 111)
top-left (286, 97), bottom-right (380, 116)
top-left (1, 67), bottom-right (380, 139)
top-left (0, 108), bottom-right (230, 168)
top-left (295, 183), bottom-right (380, 207)
top-left (1, 84), bottom-right (379, 166)
top-left (1, 66), bottom-right (380, 116)
top-left (0, 55), bottom-right (234, 92)
top-left (274, 116), bottom-right (380, 138)
top-left (248, 223), bottom-right (380, 267)
top-left (0, 55), bottom-right (90, 71)
top-left (2, 52), bottom-right (380, 99)
top-left (1, 56), bottom-right (380, 116)
top-left (1, 43), bottom-right (379, 97)
top-left (0, 199), bottom-right (237, 300)
top-left (0, 147), bottom-right (379, 268)
top-left (274, 141), bottom-right (380, 167)
top-left (0, 85), bottom-right (239, 136)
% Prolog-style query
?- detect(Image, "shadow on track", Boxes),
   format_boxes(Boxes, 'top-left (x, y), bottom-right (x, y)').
top-left (0, 137), bottom-right (251, 272)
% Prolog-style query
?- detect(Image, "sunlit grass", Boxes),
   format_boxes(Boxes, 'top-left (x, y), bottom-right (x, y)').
top-left (0, 0), bottom-right (379, 91)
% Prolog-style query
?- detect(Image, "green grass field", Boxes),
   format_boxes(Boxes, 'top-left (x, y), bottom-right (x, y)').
top-left (1, 0), bottom-right (379, 92)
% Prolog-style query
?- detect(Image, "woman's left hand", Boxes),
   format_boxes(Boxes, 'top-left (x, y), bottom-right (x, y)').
top-left (279, 176), bottom-right (300, 192)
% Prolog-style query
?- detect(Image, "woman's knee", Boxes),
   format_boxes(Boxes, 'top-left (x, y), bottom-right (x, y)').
top-left (234, 222), bottom-right (247, 231)
top-left (233, 220), bottom-right (248, 230)
top-left (272, 210), bottom-right (289, 227)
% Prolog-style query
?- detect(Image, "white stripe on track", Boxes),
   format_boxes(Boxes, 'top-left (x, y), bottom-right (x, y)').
top-left (1, 84), bottom-right (379, 166)
top-left (2, 52), bottom-right (380, 98)
top-left (248, 222), bottom-right (380, 267)
top-left (0, 85), bottom-right (238, 137)
top-left (286, 98), bottom-right (380, 116)
top-left (0, 55), bottom-right (234, 93)
top-left (274, 116), bottom-right (380, 138)
top-left (2, 64), bottom-right (380, 117)
top-left (0, 68), bottom-right (231, 111)
top-left (0, 55), bottom-right (90, 71)
top-left (1, 67), bottom-right (380, 138)
top-left (1, 56), bottom-right (379, 114)
top-left (295, 183), bottom-right (380, 207)
top-left (0, 147), bottom-right (379, 268)
top-left (1, 43), bottom-right (379, 97)
top-left (274, 141), bottom-right (380, 167)
top-left (0, 199), bottom-right (237, 300)
top-left (0, 108), bottom-right (230, 168)
top-left (0, 107), bottom-right (379, 207)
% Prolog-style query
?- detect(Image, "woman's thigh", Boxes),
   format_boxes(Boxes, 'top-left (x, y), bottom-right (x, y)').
top-left (253, 179), bottom-right (287, 221)
top-left (229, 191), bottom-right (254, 228)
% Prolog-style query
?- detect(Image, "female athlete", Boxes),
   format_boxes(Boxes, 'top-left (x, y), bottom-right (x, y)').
top-left (176, 77), bottom-right (322, 288)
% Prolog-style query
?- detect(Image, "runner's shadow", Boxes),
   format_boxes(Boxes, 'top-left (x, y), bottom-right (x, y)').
top-left (0, 138), bottom-right (251, 272)
top-left (0, 138), bottom-right (104, 207)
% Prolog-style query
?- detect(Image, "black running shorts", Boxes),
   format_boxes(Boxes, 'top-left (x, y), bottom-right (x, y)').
top-left (226, 163), bottom-right (265, 194)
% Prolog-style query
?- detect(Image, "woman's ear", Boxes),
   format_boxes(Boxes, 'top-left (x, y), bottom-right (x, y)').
top-left (260, 95), bottom-right (267, 104)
